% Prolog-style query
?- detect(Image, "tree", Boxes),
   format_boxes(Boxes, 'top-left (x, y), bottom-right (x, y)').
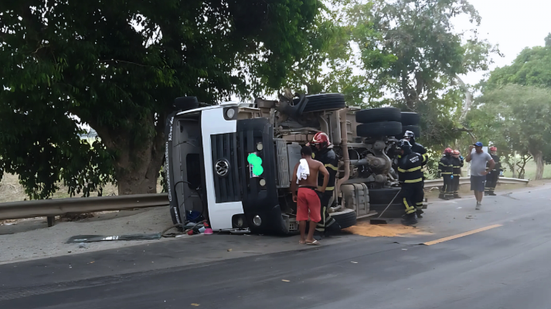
top-left (278, 1), bottom-right (393, 106)
top-left (479, 35), bottom-right (551, 179)
top-left (487, 41), bottom-right (551, 90)
top-left (475, 85), bottom-right (551, 180)
top-left (0, 0), bottom-right (322, 197)
top-left (349, 0), bottom-right (496, 148)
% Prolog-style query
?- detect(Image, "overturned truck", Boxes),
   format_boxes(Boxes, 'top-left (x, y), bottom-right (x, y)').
top-left (165, 93), bottom-right (424, 234)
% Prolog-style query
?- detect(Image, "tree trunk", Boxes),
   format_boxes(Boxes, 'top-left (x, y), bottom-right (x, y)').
top-left (506, 161), bottom-right (516, 178)
top-left (455, 75), bottom-right (473, 122)
top-left (91, 115), bottom-right (166, 195)
top-left (533, 151), bottom-right (544, 180)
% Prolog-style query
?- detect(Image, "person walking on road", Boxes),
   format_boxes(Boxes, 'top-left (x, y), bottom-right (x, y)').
top-left (396, 139), bottom-right (424, 226)
top-left (309, 132), bottom-right (341, 237)
top-left (404, 130), bottom-right (427, 217)
top-left (291, 146), bottom-right (330, 245)
top-left (451, 150), bottom-right (464, 198)
top-left (485, 146), bottom-right (502, 196)
top-left (466, 142), bottom-right (495, 210)
top-left (438, 148), bottom-right (454, 200)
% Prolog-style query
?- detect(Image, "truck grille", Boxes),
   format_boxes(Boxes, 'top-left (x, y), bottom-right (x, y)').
top-left (211, 133), bottom-right (240, 203)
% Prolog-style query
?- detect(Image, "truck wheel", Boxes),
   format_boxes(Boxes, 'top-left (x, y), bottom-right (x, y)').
top-left (355, 107), bottom-right (401, 123)
top-left (357, 121), bottom-right (402, 137)
top-left (369, 204), bottom-right (405, 218)
top-left (300, 93), bottom-right (346, 113)
top-left (331, 208), bottom-right (357, 229)
top-left (402, 125), bottom-right (421, 138)
top-left (401, 112), bottom-right (420, 125)
top-left (369, 187), bottom-right (403, 204)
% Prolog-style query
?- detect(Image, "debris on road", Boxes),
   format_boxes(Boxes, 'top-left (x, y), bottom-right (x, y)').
top-left (67, 233), bottom-right (162, 243)
top-left (344, 222), bottom-right (429, 237)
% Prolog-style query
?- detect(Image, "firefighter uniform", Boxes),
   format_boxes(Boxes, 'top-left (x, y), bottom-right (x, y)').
top-left (404, 130), bottom-right (428, 215)
top-left (397, 140), bottom-right (423, 226)
top-left (451, 153), bottom-right (464, 198)
top-left (485, 152), bottom-right (501, 196)
top-left (310, 132), bottom-right (340, 236)
top-left (438, 150), bottom-right (454, 200)
top-left (313, 147), bottom-right (340, 234)
top-left (411, 142), bottom-right (428, 210)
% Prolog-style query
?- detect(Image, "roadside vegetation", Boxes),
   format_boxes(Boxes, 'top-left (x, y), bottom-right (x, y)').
top-left (1, 0), bottom-right (549, 199)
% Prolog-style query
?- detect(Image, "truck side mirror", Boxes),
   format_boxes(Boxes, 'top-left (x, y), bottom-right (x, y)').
top-left (174, 96), bottom-right (199, 111)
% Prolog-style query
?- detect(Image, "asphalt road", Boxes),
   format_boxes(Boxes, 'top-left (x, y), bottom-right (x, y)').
top-left (2, 184), bottom-right (551, 309)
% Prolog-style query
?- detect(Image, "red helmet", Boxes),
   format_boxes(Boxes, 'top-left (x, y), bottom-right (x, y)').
top-left (444, 148), bottom-right (453, 154)
top-left (311, 132), bottom-right (331, 148)
top-left (489, 146), bottom-right (497, 152)
top-left (453, 150), bottom-right (460, 155)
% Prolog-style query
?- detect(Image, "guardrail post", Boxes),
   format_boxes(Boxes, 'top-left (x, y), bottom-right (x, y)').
top-left (47, 216), bottom-right (56, 227)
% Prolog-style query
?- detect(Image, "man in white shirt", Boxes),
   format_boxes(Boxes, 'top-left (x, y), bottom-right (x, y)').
top-left (465, 142), bottom-right (495, 210)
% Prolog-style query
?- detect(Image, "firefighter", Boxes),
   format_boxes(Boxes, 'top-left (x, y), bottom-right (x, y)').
top-left (451, 150), bottom-right (464, 198)
top-left (403, 130), bottom-right (427, 217)
top-left (396, 139), bottom-right (423, 226)
top-left (438, 148), bottom-right (454, 200)
top-left (308, 132), bottom-right (341, 237)
top-left (485, 146), bottom-right (502, 196)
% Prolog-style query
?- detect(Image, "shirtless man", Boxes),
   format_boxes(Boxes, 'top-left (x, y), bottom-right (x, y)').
top-left (290, 146), bottom-right (329, 245)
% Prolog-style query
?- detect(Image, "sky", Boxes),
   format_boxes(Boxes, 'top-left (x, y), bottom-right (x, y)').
top-left (457, 0), bottom-right (551, 85)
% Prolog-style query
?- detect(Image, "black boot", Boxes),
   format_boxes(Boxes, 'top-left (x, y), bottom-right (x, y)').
top-left (488, 191), bottom-right (497, 196)
top-left (402, 213), bottom-right (418, 226)
top-left (416, 208), bottom-right (424, 219)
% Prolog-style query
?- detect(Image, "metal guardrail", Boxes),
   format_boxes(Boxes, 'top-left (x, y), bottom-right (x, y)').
top-left (0, 194), bottom-right (169, 221)
top-left (0, 177), bottom-right (530, 224)
top-left (424, 177), bottom-right (529, 189)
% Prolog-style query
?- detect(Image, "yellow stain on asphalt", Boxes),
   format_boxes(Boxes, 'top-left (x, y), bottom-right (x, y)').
top-left (423, 224), bottom-right (503, 246)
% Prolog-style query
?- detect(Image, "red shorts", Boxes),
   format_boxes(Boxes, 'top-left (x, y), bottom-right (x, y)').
top-left (297, 187), bottom-right (322, 222)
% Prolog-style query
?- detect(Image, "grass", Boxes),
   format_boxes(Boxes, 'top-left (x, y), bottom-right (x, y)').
top-left (0, 173), bottom-right (163, 203)
top-left (458, 160), bottom-right (551, 180)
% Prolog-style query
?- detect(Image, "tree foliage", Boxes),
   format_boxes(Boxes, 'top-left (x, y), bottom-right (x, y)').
top-left (278, 1), bottom-right (393, 106)
top-left (349, 0), bottom-right (495, 149)
top-left (470, 84), bottom-right (551, 180)
top-left (0, 0), bottom-right (323, 198)
top-left (473, 35), bottom-right (551, 180)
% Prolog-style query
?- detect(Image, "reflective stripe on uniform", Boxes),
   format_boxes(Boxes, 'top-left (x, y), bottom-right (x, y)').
top-left (325, 186), bottom-right (335, 191)
top-left (397, 166), bottom-right (422, 173)
top-left (403, 197), bottom-right (416, 214)
top-left (325, 164), bottom-right (338, 171)
top-left (441, 172), bottom-right (453, 175)
top-left (404, 178), bottom-right (423, 183)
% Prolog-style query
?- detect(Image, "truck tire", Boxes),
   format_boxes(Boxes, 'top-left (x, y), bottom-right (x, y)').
top-left (401, 112), bottom-right (420, 126)
top-left (402, 125), bottom-right (421, 138)
top-left (357, 121), bottom-right (402, 137)
top-left (355, 107), bottom-right (401, 123)
top-left (331, 208), bottom-right (357, 228)
top-left (369, 187), bottom-right (403, 204)
top-left (369, 204), bottom-right (405, 218)
top-left (301, 93), bottom-right (346, 113)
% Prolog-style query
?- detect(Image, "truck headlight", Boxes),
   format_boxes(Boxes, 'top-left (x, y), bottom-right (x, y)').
top-left (226, 108), bottom-right (235, 119)
top-left (253, 215), bottom-right (262, 226)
